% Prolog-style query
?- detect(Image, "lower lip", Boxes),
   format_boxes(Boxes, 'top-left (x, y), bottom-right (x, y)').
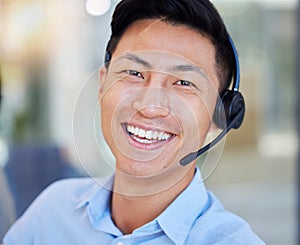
top-left (123, 126), bottom-right (175, 151)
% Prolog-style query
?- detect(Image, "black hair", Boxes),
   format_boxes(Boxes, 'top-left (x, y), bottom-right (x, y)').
top-left (105, 0), bottom-right (235, 91)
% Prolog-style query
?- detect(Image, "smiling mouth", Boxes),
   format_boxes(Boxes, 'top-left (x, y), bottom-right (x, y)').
top-left (124, 123), bottom-right (175, 146)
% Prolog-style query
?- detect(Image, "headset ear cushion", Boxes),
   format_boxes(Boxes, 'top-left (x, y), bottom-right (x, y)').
top-left (213, 90), bottom-right (245, 130)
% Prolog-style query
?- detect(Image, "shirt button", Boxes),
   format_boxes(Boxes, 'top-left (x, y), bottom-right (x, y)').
top-left (116, 242), bottom-right (124, 245)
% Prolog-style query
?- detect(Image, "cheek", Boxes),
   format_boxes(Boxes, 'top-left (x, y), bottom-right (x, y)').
top-left (100, 88), bottom-right (122, 139)
top-left (183, 103), bottom-right (211, 131)
top-left (100, 83), bottom-right (128, 120)
top-left (100, 86), bottom-right (135, 149)
top-left (176, 94), bottom-right (214, 122)
top-left (176, 97), bottom-right (214, 148)
top-left (100, 97), bottom-right (113, 145)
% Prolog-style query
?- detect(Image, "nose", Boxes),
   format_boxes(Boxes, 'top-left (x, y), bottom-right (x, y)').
top-left (133, 86), bottom-right (170, 118)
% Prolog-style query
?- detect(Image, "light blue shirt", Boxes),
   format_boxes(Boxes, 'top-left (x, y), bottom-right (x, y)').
top-left (2, 168), bottom-right (265, 245)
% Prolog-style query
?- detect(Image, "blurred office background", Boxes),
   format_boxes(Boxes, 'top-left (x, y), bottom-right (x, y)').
top-left (0, 0), bottom-right (298, 244)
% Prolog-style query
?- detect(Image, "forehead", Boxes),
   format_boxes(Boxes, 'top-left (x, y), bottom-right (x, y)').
top-left (112, 19), bottom-right (218, 85)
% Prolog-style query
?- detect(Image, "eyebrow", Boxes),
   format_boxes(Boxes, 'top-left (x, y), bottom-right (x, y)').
top-left (120, 53), bottom-right (153, 69)
top-left (119, 53), bottom-right (209, 81)
top-left (168, 64), bottom-right (209, 81)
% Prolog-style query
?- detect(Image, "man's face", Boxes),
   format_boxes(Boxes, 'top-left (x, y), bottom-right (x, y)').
top-left (99, 19), bottom-right (219, 177)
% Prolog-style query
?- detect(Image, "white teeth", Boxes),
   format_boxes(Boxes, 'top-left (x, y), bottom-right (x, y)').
top-left (132, 137), bottom-right (156, 145)
top-left (134, 127), bottom-right (139, 135)
top-left (158, 132), bottom-right (164, 140)
top-left (145, 131), bottom-right (152, 139)
top-left (126, 124), bottom-right (172, 142)
top-left (130, 125), bottom-right (135, 133)
top-left (162, 134), bottom-right (169, 140)
top-left (138, 129), bottom-right (145, 138)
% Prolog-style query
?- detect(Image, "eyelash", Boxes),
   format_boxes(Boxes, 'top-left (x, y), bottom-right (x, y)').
top-left (125, 70), bottom-right (144, 79)
top-left (174, 80), bottom-right (195, 87)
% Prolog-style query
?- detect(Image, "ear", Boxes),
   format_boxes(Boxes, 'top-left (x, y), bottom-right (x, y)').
top-left (98, 66), bottom-right (107, 101)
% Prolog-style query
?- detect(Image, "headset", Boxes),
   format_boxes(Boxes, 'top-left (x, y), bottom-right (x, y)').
top-left (213, 36), bottom-right (245, 130)
top-left (180, 35), bottom-right (245, 166)
top-left (104, 35), bottom-right (245, 166)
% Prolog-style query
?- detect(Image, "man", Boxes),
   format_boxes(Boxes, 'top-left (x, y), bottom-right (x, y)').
top-left (3, 0), bottom-right (265, 244)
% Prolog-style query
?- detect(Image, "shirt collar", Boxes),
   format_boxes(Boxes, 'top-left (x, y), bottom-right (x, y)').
top-left (74, 175), bottom-right (114, 211)
top-left (74, 167), bottom-right (210, 244)
top-left (157, 167), bottom-right (209, 245)
top-left (75, 175), bottom-right (123, 236)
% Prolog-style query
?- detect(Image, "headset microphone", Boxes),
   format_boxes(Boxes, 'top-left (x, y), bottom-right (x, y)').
top-left (180, 108), bottom-right (245, 166)
top-left (180, 35), bottom-right (245, 166)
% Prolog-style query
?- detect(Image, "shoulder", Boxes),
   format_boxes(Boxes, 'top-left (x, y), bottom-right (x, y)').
top-left (8, 177), bottom-right (101, 220)
top-left (32, 176), bottom-right (111, 209)
top-left (38, 177), bottom-right (96, 200)
top-left (2, 177), bottom-right (110, 244)
top-left (187, 192), bottom-right (265, 245)
top-left (20, 178), bottom-right (91, 208)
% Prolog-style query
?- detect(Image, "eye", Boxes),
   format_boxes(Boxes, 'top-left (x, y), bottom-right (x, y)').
top-left (174, 80), bottom-right (195, 87)
top-left (125, 70), bottom-right (144, 79)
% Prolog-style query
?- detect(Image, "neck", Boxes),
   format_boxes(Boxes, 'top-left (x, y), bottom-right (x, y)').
top-left (111, 165), bottom-right (195, 234)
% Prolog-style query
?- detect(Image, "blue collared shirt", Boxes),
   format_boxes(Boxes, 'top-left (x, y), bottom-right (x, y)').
top-left (2, 168), bottom-right (265, 245)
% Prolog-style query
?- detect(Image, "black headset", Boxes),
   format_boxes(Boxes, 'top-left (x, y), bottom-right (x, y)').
top-left (180, 35), bottom-right (245, 165)
top-left (213, 36), bottom-right (245, 130)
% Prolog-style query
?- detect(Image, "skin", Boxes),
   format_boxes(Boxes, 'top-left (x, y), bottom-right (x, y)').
top-left (99, 19), bottom-right (220, 234)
